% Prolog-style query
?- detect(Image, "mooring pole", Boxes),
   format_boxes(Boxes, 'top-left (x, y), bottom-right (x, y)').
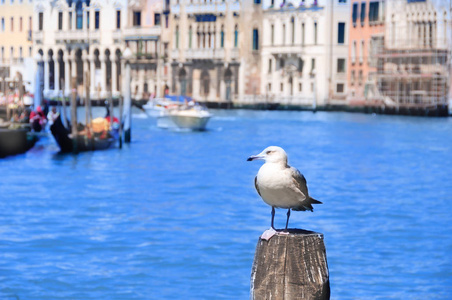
top-left (250, 229), bottom-right (330, 300)
top-left (118, 95), bottom-right (123, 149)
top-left (70, 77), bottom-right (78, 154)
top-left (122, 48), bottom-right (133, 143)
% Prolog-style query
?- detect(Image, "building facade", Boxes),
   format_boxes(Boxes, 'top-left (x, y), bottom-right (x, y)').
top-left (347, 0), bottom-right (385, 104)
top-left (169, 0), bottom-right (242, 102)
top-left (125, 0), bottom-right (167, 100)
top-left (375, 0), bottom-right (450, 110)
top-left (33, 0), bottom-right (129, 100)
top-left (0, 0), bottom-right (34, 96)
top-left (260, 0), bottom-right (350, 107)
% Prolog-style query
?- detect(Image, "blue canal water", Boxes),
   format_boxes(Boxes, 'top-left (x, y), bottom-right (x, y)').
top-left (0, 109), bottom-right (451, 299)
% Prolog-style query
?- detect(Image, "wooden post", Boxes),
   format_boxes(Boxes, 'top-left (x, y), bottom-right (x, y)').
top-left (61, 78), bottom-right (68, 129)
top-left (250, 229), bottom-right (330, 300)
top-left (84, 71), bottom-right (93, 150)
top-left (118, 95), bottom-right (123, 149)
top-left (70, 77), bottom-right (78, 154)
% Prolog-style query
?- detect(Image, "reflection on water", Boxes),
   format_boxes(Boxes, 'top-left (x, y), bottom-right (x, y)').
top-left (0, 109), bottom-right (451, 299)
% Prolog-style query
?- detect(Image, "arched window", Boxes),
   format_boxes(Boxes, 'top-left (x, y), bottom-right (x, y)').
top-left (252, 28), bottom-right (258, 50)
top-left (220, 25), bottom-right (224, 48)
top-left (291, 17), bottom-right (295, 44)
top-left (175, 25), bottom-right (179, 49)
top-left (201, 70), bottom-right (210, 96)
top-left (189, 26), bottom-right (192, 49)
top-left (76, 1), bottom-right (83, 29)
top-left (234, 24), bottom-right (238, 48)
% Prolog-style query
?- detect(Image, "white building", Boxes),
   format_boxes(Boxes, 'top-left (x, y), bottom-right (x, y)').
top-left (33, 0), bottom-right (128, 100)
top-left (260, 0), bottom-right (349, 106)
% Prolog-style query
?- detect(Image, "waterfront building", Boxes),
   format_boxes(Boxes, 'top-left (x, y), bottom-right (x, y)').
top-left (168, 0), bottom-right (262, 103)
top-left (0, 0), bottom-right (34, 96)
top-left (124, 0), bottom-right (167, 100)
top-left (260, 0), bottom-right (350, 107)
top-left (375, 0), bottom-right (450, 112)
top-left (347, 0), bottom-right (385, 105)
top-left (33, 0), bottom-right (128, 100)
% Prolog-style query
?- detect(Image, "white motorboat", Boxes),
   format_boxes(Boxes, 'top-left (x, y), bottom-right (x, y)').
top-left (145, 96), bottom-right (212, 131)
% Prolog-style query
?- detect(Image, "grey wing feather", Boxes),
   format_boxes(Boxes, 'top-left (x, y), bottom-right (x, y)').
top-left (290, 167), bottom-right (322, 211)
top-left (254, 176), bottom-right (261, 196)
top-left (290, 167), bottom-right (308, 201)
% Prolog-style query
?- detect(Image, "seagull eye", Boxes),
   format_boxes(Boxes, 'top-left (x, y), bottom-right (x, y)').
top-left (266, 151), bottom-right (272, 154)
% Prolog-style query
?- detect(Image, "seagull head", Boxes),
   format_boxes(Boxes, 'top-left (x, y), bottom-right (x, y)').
top-left (247, 146), bottom-right (288, 164)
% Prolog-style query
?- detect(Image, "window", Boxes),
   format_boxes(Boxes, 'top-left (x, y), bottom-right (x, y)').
top-left (58, 12), bottom-right (63, 30)
top-left (311, 58), bottom-right (315, 71)
top-left (338, 0), bottom-right (347, 2)
top-left (338, 22), bottom-right (345, 44)
top-left (188, 26), bottom-right (192, 48)
top-left (352, 40), bottom-right (356, 64)
top-left (271, 24), bottom-right (274, 45)
top-left (369, 2), bottom-right (380, 23)
top-left (337, 58), bottom-right (345, 73)
top-left (314, 22), bottom-right (317, 44)
top-left (298, 83), bottom-right (302, 92)
top-left (116, 10), bottom-right (120, 29)
top-left (280, 58), bottom-right (285, 69)
top-left (254, 0), bottom-right (261, 3)
top-left (133, 11), bottom-right (141, 26)
top-left (154, 13), bottom-right (161, 26)
top-left (175, 25), bottom-right (179, 49)
top-left (360, 40), bottom-right (364, 63)
top-left (291, 17), bottom-right (295, 44)
top-left (234, 25), bottom-right (238, 48)
top-left (1, 18), bottom-right (4, 32)
top-left (28, 46), bottom-right (31, 57)
top-left (95, 11), bottom-right (100, 29)
top-left (301, 23), bottom-right (305, 45)
top-left (360, 2), bottom-right (366, 26)
top-left (267, 83), bottom-right (271, 92)
top-left (165, 15), bottom-right (169, 28)
top-left (336, 83), bottom-right (344, 93)
top-left (19, 17), bottom-right (22, 31)
top-left (220, 26), bottom-right (224, 48)
top-left (29, 16), bottom-right (31, 30)
top-left (252, 28), bottom-right (259, 50)
top-left (68, 12), bottom-right (72, 30)
top-left (10, 17), bottom-right (13, 32)
top-left (280, 83), bottom-right (283, 92)
top-left (358, 70), bottom-right (363, 84)
top-left (351, 70), bottom-right (355, 85)
top-left (76, 1), bottom-right (83, 29)
top-left (282, 24), bottom-right (285, 45)
top-left (268, 59), bottom-right (272, 73)
top-left (352, 3), bottom-right (358, 26)
top-left (19, 46), bottom-right (22, 58)
top-left (1, 47), bottom-right (3, 60)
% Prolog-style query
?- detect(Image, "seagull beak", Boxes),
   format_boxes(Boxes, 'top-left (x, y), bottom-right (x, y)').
top-left (247, 155), bottom-right (264, 161)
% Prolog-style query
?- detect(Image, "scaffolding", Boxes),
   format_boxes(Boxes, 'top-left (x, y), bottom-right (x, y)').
top-left (375, 46), bottom-right (450, 110)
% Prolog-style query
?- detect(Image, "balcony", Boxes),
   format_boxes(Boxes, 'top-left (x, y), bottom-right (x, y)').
top-left (33, 31), bottom-right (44, 43)
top-left (268, 45), bottom-right (304, 57)
top-left (54, 30), bottom-right (101, 43)
top-left (123, 26), bottom-right (161, 41)
top-left (230, 48), bottom-right (239, 60)
top-left (185, 48), bottom-right (225, 60)
top-left (186, 1), bottom-right (226, 14)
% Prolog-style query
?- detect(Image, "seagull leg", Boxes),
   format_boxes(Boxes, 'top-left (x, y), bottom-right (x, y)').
top-left (284, 209), bottom-right (291, 231)
top-left (271, 207), bottom-right (276, 230)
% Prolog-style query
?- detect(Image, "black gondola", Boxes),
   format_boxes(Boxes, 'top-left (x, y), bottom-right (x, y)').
top-left (50, 115), bottom-right (117, 153)
top-left (0, 128), bottom-right (39, 158)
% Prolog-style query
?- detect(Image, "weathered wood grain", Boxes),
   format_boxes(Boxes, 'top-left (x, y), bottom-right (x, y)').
top-left (250, 229), bottom-right (330, 300)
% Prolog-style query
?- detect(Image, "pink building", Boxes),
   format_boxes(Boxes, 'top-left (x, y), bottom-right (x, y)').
top-left (347, 0), bottom-right (385, 105)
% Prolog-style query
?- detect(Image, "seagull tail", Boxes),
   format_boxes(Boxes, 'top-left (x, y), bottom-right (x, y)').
top-left (309, 197), bottom-right (322, 205)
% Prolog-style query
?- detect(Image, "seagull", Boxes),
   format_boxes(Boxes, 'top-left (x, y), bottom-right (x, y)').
top-left (247, 146), bottom-right (321, 230)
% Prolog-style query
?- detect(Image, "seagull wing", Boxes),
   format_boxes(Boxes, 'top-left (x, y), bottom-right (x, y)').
top-left (254, 176), bottom-right (261, 196)
top-left (290, 167), bottom-right (322, 211)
